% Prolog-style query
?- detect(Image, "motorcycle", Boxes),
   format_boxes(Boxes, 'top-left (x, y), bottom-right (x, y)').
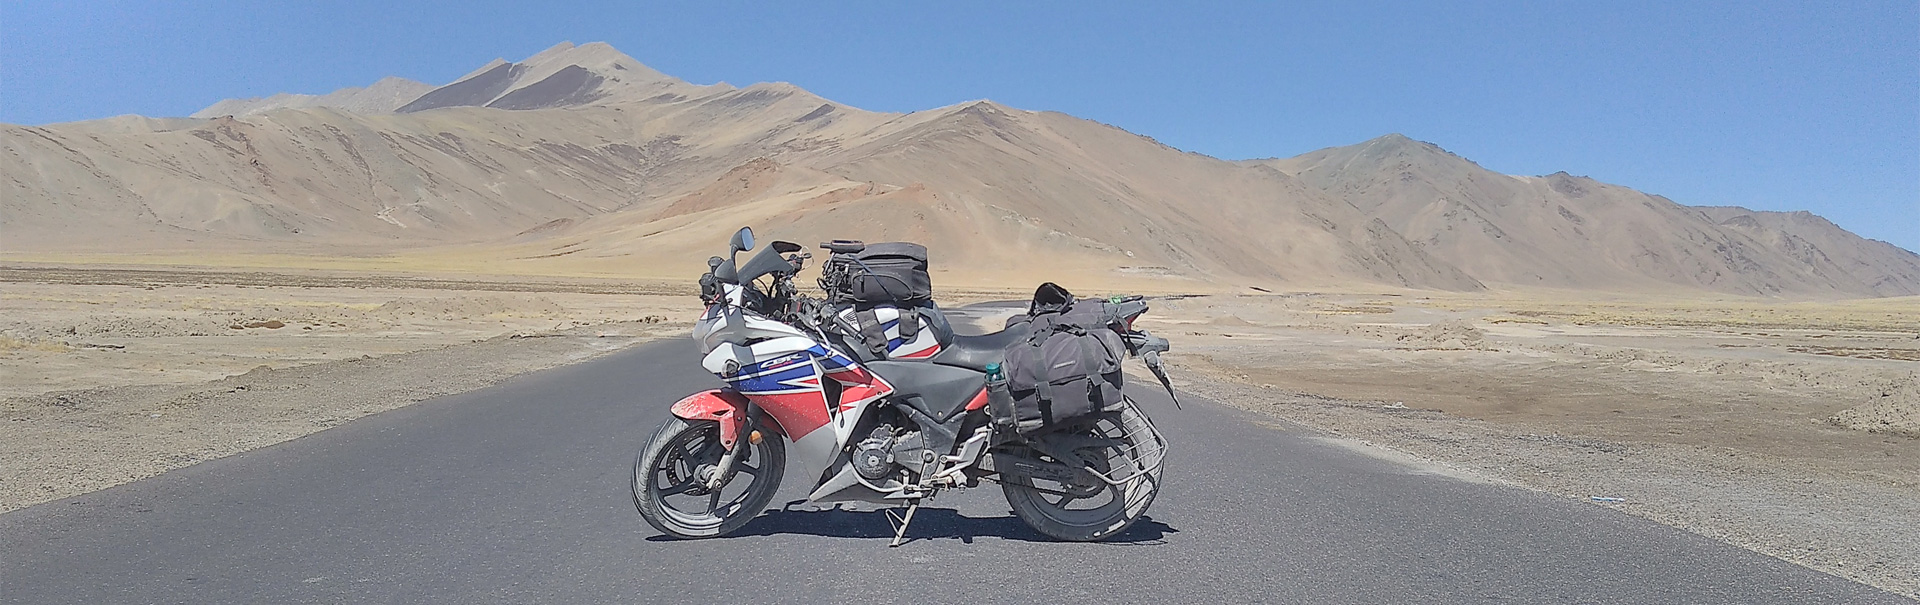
top-left (632, 227), bottom-right (1174, 544)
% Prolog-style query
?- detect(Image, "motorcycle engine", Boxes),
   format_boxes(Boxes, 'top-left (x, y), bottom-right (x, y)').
top-left (851, 424), bottom-right (928, 481)
top-left (852, 426), bottom-right (895, 480)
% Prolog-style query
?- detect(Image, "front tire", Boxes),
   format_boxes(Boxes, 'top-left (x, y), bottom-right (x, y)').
top-left (632, 416), bottom-right (784, 539)
top-left (998, 401), bottom-right (1163, 541)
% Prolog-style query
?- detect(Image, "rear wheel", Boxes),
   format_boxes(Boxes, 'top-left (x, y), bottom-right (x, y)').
top-left (632, 416), bottom-right (784, 539)
top-left (998, 402), bottom-right (1162, 541)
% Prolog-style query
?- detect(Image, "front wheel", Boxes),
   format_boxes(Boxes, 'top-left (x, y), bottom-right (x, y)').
top-left (632, 416), bottom-right (784, 539)
top-left (998, 401), bottom-right (1164, 541)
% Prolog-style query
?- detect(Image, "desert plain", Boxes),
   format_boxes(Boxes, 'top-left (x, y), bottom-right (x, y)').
top-left (7, 41), bottom-right (1919, 598)
top-left (2, 261), bottom-right (1915, 595)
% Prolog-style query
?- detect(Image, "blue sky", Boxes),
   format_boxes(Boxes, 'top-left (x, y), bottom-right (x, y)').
top-left (4, 1), bottom-right (1915, 251)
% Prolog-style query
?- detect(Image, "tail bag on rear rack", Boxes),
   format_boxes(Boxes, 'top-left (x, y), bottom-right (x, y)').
top-left (1001, 283), bottom-right (1128, 434)
top-left (818, 241), bottom-right (950, 360)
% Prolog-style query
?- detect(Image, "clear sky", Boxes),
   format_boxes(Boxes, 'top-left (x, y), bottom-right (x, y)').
top-left (4, 1), bottom-right (1915, 251)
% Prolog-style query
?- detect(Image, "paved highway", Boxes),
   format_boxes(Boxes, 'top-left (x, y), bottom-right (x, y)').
top-left (2, 337), bottom-right (1903, 604)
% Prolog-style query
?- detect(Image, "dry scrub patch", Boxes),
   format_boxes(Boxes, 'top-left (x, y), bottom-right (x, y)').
top-left (1145, 291), bottom-right (1919, 597)
top-left (1, 267), bottom-right (702, 512)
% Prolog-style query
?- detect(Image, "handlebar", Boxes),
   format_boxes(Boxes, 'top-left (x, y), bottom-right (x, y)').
top-left (1122, 330), bottom-right (1171, 356)
top-left (820, 240), bottom-right (865, 254)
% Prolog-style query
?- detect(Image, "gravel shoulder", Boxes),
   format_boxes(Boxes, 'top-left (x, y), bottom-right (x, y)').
top-left (1146, 292), bottom-right (1919, 598)
top-left (0, 319), bottom-right (685, 513)
top-left (1171, 373), bottom-right (1918, 598)
top-left (1, 266), bottom-right (703, 513)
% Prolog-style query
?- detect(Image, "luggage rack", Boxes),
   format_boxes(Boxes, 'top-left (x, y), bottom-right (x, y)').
top-left (1083, 396), bottom-right (1168, 486)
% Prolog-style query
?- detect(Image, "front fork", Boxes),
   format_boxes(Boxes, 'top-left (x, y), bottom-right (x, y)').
top-left (705, 399), bottom-right (758, 490)
top-left (666, 389), bottom-right (761, 490)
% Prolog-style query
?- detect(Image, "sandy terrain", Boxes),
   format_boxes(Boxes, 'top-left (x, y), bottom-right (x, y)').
top-left (1, 266), bottom-right (699, 512)
top-left (1138, 292), bottom-right (1919, 597)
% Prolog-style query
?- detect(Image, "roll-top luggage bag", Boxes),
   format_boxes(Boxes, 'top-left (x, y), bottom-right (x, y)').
top-left (1002, 288), bottom-right (1126, 434)
top-left (848, 242), bottom-right (932, 304)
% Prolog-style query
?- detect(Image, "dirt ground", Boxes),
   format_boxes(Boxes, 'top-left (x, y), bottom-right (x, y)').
top-left (4, 266), bottom-right (1917, 597)
top-left (1138, 292), bottom-right (1919, 597)
top-left (0, 267), bottom-right (700, 513)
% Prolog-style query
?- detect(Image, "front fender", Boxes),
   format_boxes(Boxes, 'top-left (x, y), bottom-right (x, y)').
top-left (669, 389), bottom-right (750, 448)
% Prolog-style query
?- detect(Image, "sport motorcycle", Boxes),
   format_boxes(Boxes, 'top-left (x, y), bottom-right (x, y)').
top-left (632, 227), bottom-right (1174, 544)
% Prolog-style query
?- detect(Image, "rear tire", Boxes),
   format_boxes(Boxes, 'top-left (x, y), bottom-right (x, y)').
top-left (999, 402), bottom-right (1162, 541)
top-left (632, 416), bottom-right (784, 539)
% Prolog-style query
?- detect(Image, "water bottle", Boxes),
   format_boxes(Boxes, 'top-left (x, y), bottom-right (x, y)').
top-left (984, 362), bottom-right (1016, 432)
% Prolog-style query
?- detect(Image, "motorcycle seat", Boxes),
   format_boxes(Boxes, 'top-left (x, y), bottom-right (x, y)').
top-left (930, 321), bottom-right (1031, 373)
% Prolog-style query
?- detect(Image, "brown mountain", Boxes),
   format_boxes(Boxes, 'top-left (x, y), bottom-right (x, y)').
top-left (1693, 206), bottom-right (1920, 296)
top-left (187, 42), bottom-right (716, 118)
top-left (393, 42), bottom-right (721, 113)
top-left (4, 43), bottom-right (1913, 297)
top-left (192, 77), bottom-right (435, 118)
top-left (1252, 134), bottom-right (1920, 296)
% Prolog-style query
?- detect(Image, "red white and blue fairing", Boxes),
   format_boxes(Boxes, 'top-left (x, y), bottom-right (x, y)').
top-left (833, 305), bottom-right (943, 359)
top-left (693, 284), bottom-right (897, 493)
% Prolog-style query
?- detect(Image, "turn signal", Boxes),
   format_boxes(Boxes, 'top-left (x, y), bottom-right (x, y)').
top-left (749, 430), bottom-right (764, 445)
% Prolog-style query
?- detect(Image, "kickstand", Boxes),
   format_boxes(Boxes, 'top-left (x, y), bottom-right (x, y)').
top-left (885, 499), bottom-right (921, 548)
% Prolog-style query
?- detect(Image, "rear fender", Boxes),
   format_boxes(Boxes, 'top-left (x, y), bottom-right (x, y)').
top-left (1114, 298), bottom-right (1150, 331)
top-left (669, 389), bottom-right (751, 448)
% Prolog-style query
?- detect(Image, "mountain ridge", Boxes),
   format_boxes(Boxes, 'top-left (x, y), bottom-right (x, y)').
top-left (6, 42), bottom-right (1914, 297)
top-left (192, 76), bottom-right (436, 118)
top-left (1251, 134), bottom-right (1920, 296)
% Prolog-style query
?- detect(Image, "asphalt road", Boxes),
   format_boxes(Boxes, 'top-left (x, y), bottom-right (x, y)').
top-left (2, 338), bottom-right (1905, 604)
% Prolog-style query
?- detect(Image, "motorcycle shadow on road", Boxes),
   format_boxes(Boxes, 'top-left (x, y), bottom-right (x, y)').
top-left (645, 506), bottom-right (1178, 546)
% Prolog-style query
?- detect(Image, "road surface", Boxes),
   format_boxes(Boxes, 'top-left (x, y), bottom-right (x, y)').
top-left (2, 338), bottom-right (1903, 604)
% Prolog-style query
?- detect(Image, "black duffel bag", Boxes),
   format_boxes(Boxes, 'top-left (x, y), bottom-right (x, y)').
top-left (846, 242), bottom-right (932, 304)
top-left (1002, 283), bottom-right (1126, 434)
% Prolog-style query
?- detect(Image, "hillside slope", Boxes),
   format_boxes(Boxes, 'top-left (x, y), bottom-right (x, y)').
top-left (1694, 206), bottom-right (1920, 296)
top-left (1254, 135), bottom-right (1920, 296)
top-left (6, 43), bottom-right (1914, 296)
top-left (192, 77), bottom-right (435, 118)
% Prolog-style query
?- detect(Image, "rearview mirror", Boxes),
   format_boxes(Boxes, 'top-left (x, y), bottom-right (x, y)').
top-left (729, 227), bottom-right (754, 253)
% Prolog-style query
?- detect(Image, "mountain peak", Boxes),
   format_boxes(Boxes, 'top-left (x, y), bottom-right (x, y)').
top-left (1259, 133), bottom-right (1479, 177)
top-left (1543, 171), bottom-right (1602, 185)
top-left (396, 41), bottom-right (696, 113)
top-left (521, 41), bottom-right (664, 78)
top-left (917, 100), bottom-right (1024, 130)
top-left (524, 41), bottom-right (580, 64)
top-left (188, 41), bottom-right (754, 119)
top-left (956, 99), bottom-right (1010, 113)
top-left (1361, 133), bottom-right (1456, 157)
